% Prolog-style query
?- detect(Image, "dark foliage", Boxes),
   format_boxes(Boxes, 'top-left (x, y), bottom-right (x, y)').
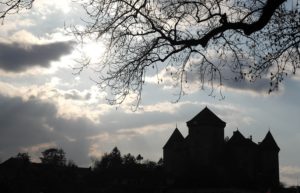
top-left (15, 152), bottom-right (30, 163)
top-left (40, 148), bottom-right (66, 166)
top-left (0, 147), bottom-right (165, 193)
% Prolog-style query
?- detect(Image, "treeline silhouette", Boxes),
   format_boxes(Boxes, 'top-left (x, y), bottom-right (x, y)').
top-left (90, 147), bottom-right (165, 192)
top-left (0, 147), bottom-right (293, 193)
top-left (0, 147), bottom-right (165, 193)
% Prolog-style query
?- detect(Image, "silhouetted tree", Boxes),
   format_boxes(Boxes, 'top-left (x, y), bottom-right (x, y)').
top-left (143, 160), bottom-right (157, 169)
top-left (0, 0), bottom-right (34, 22)
top-left (122, 153), bottom-right (137, 166)
top-left (67, 159), bottom-right (78, 168)
top-left (72, 0), bottom-right (300, 106)
top-left (94, 147), bottom-right (122, 170)
top-left (15, 152), bottom-right (30, 163)
top-left (40, 148), bottom-right (66, 166)
top-left (136, 154), bottom-right (143, 164)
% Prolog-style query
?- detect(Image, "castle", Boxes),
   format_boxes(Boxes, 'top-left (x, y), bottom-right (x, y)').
top-left (163, 107), bottom-right (280, 188)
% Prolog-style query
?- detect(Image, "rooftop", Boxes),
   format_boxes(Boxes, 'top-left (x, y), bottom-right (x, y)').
top-left (187, 107), bottom-right (226, 127)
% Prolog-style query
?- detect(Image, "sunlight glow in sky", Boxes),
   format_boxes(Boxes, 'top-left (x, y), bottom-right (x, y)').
top-left (0, 0), bottom-right (299, 187)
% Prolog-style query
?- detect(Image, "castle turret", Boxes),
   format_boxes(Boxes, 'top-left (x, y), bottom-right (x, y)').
top-left (226, 130), bottom-right (258, 186)
top-left (258, 131), bottom-right (280, 187)
top-left (163, 128), bottom-right (186, 174)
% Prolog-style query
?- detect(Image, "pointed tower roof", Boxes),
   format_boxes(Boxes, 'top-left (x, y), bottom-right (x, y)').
top-left (186, 107), bottom-right (226, 127)
top-left (259, 131), bottom-right (280, 151)
top-left (227, 130), bottom-right (246, 145)
top-left (163, 128), bottom-right (185, 149)
top-left (227, 130), bottom-right (257, 148)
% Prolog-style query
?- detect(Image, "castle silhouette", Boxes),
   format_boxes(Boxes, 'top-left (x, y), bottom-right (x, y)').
top-left (163, 107), bottom-right (280, 188)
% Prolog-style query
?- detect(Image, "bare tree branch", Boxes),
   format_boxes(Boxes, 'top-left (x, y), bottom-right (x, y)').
top-left (0, 0), bottom-right (34, 23)
top-left (67, 0), bottom-right (299, 106)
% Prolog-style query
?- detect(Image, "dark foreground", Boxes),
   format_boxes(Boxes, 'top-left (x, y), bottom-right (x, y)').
top-left (0, 157), bottom-right (294, 193)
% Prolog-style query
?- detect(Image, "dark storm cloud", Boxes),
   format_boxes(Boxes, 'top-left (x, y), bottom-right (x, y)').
top-left (0, 96), bottom-right (57, 148)
top-left (222, 77), bottom-right (270, 93)
top-left (0, 41), bottom-right (75, 72)
top-left (0, 94), bottom-right (99, 165)
top-left (184, 63), bottom-right (271, 94)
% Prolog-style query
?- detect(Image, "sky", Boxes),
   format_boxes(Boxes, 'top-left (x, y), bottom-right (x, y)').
top-left (0, 0), bottom-right (299, 187)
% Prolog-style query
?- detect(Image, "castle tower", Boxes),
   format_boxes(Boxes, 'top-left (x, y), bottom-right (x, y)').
top-left (226, 130), bottom-right (258, 186)
top-left (163, 127), bottom-right (186, 174)
top-left (258, 131), bottom-right (280, 187)
top-left (186, 107), bottom-right (226, 168)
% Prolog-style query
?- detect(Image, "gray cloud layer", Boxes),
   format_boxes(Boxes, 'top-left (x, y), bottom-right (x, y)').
top-left (185, 63), bottom-right (271, 94)
top-left (0, 91), bottom-right (210, 166)
top-left (0, 87), bottom-right (269, 167)
top-left (0, 94), bottom-right (99, 165)
top-left (0, 93), bottom-right (174, 166)
top-left (0, 41), bottom-right (75, 72)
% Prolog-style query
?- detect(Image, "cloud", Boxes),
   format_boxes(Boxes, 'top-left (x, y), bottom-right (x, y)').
top-left (34, 0), bottom-right (74, 14)
top-left (0, 81), bottom-right (173, 164)
top-left (221, 74), bottom-right (273, 96)
top-left (143, 48), bottom-right (286, 97)
top-left (0, 91), bottom-right (176, 165)
top-left (0, 96), bottom-right (56, 149)
top-left (280, 165), bottom-right (300, 186)
top-left (0, 94), bottom-right (101, 165)
top-left (0, 90), bottom-right (195, 165)
top-left (0, 41), bottom-right (75, 72)
top-left (64, 89), bottom-right (91, 101)
top-left (0, 78), bottom-right (109, 123)
top-left (0, 80), bottom-right (266, 167)
top-left (145, 62), bottom-right (280, 97)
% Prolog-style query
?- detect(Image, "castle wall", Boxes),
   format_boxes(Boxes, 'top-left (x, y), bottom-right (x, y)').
top-left (188, 124), bottom-right (224, 167)
top-left (258, 150), bottom-right (280, 186)
top-left (225, 145), bottom-right (258, 186)
top-left (163, 146), bottom-right (187, 175)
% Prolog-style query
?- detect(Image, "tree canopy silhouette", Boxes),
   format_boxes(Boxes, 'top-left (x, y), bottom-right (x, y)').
top-left (94, 147), bottom-right (123, 170)
top-left (15, 152), bottom-right (31, 163)
top-left (73, 0), bottom-right (300, 105)
top-left (93, 146), bottom-right (162, 171)
top-left (40, 148), bottom-right (67, 166)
